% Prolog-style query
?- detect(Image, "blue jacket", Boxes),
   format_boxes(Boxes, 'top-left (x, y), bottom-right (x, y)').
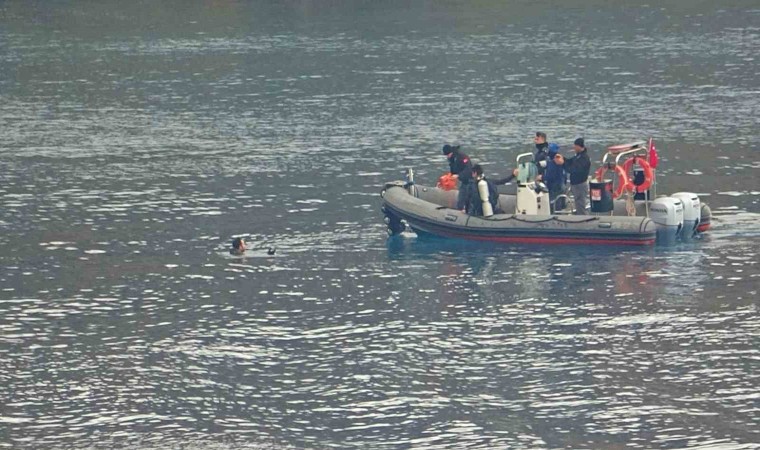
top-left (544, 144), bottom-right (566, 193)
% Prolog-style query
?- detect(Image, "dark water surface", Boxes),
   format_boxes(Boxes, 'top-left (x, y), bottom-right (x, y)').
top-left (1, 1), bottom-right (759, 448)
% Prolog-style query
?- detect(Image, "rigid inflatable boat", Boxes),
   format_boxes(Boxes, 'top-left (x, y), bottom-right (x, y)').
top-left (382, 182), bottom-right (658, 245)
top-left (380, 141), bottom-right (712, 246)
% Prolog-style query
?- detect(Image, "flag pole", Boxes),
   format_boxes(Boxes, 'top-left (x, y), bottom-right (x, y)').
top-left (649, 137), bottom-right (657, 201)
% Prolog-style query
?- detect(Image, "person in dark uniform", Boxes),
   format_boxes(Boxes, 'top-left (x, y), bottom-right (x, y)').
top-left (442, 144), bottom-right (473, 210)
top-left (533, 131), bottom-right (550, 176)
top-left (555, 138), bottom-right (591, 215)
top-left (468, 164), bottom-right (500, 216)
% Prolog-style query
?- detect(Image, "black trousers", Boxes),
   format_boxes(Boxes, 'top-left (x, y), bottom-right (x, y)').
top-left (457, 182), bottom-right (471, 211)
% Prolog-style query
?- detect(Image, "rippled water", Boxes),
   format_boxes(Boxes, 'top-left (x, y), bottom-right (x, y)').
top-left (1, 1), bottom-right (759, 448)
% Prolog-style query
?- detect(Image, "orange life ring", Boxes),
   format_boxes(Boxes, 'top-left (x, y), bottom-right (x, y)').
top-left (594, 165), bottom-right (631, 199)
top-left (622, 156), bottom-right (654, 193)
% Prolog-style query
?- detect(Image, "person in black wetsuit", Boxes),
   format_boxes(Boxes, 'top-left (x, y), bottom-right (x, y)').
top-left (468, 164), bottom-right (500, 216)
top-left (442, 144), bottom-right (473, 210)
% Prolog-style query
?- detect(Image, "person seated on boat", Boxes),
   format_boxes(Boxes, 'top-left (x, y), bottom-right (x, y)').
top-left (554, 138), bottom-right (591, 215)
top-left (467, 164), bottom-right (500, 216)
top-left (442, 144), bottom-right (473, 211)
top-left (230, 237), bottom-right (246, 255)
top-left (538, 143), bottom-right (567, 212)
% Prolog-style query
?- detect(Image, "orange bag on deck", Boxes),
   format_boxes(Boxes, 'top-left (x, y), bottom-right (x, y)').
top-left (437, 173), bottom-right (458, 191)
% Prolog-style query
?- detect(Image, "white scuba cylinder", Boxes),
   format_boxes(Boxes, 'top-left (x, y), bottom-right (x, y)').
top-left (478, 179), bottom-right (494, 217)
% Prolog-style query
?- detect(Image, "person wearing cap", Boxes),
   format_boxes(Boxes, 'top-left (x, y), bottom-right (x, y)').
top-left (554, 138), bottom-right (591, 215)
top-left (442, 144), bottom-right (474, 211)
top-left (542, 143), bottom-right (567, 212)
top-left (467, 164), bottom-right (500, 216)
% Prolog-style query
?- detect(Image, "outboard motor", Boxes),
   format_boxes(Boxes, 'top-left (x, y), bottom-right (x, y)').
top-left (671, 192), bottom-right (701, 239)
top-left (650, 197), bottom-right (684, 244)
top-left (698, 203), bottom-right (712, 233)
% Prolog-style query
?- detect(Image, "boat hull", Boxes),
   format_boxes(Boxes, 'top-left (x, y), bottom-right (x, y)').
top-left (381, 183), bottom-right (657, 246)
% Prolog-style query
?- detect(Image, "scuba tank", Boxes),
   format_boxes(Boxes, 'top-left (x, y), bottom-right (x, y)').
top-left (477, 178), bottom-right (494, 217)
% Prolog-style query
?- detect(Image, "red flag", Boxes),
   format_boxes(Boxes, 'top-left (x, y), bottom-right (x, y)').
top-left (648, 137), bottom-right (659, 169)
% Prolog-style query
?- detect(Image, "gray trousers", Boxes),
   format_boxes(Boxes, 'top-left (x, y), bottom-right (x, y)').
top-left (571, 181), bottom-right (589, 215)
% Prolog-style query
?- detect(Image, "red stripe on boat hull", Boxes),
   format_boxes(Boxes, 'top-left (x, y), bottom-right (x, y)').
top-left (697, 223), bottom-right (710, 232)
top-left (425, 229), bottom-right (655, 246)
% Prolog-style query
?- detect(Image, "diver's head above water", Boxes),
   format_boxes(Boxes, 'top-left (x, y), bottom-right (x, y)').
top-left (230, 237), bottom-right (246, 255)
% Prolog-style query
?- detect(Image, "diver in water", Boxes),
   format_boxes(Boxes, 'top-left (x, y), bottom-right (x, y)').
top-left (230, 237), bottom-right (246, 255)
top-left (230, 237), bottom-right (276, 256)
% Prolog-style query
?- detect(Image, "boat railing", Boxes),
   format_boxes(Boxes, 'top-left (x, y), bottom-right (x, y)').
top-left (601, 143), bottom-right (653, 218)
top-left (515, 152), bottom-right (534, 165)
top-left (601, 145), bottom-right (647, 167)
top-left (514, 152), bottom-right (538, 184)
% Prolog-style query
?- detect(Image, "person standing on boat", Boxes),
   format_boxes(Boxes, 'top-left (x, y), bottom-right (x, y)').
top-left (493, 131), bottom-right (550, 185)
top-left (468, 164), bottom-right (500, 216)
top-left (533, 131), bottom-right (550, 176)
top-left (542, 143), bottom-right (566, 211)
top-left (555, 138), bottom-right (591, 215)
top-left (442, 144), bottom-right (473, 211)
